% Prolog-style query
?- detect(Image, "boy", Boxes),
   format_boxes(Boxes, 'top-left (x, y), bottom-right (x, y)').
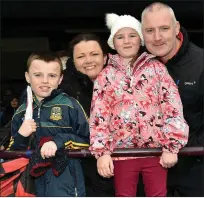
top-left (8, 52), bottom-right (90, 196)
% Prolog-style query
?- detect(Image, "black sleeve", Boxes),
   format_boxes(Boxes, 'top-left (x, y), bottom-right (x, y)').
top-left (198, 70), bottom-right (204, 95)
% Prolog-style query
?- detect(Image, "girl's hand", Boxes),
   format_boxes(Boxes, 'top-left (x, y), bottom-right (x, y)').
top-left (160, 151), bottom-right (178, 168)
top-left (97, 154), bottom-right (114, 178)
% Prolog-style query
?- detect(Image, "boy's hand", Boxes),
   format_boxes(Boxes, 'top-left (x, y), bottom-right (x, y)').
top-left (97, 154), bottom-right (114, 178)
top-left (40, 141), bottom-right (57, 159)
top-left (18, 119), bottom-right (37, 137)
top-left (160, 151), bottom-right (178, 168)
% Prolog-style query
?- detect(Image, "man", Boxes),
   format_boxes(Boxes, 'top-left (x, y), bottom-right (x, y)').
top-left (141, 2), bottom-right (203, 196)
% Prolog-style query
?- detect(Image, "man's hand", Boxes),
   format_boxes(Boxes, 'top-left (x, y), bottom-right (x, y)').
top-left (97, 154), bottom-right (114, 178)
top-left (160, 151), bottom-right (178, 168)
top-left (18, 119), bottom-right (37, 137)
top-left (40, 141), bottom-right (57, 159)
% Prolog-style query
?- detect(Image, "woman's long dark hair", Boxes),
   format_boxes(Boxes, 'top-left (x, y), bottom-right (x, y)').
top-left (69, 33), bottom-right (108, 60)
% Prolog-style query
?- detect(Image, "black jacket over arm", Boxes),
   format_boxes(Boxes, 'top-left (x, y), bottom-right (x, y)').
top-left (60, 58), bottom-right (94, 117)
top-left (165, 27), bottom-right (203, 147)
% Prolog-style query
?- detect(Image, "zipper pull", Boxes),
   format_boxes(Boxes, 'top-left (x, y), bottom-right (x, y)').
top-left (38, 107), bottom-right (41, 118)
top-left (75, 187), bottom-right (78, 197)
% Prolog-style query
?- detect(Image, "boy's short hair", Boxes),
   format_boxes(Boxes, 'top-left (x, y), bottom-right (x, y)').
top-left (27, 52), bottom-right (63, 75)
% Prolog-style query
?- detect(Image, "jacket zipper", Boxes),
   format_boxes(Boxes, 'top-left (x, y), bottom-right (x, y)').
top-left (73, 164), bottom-right (78, 197)
top-left (75, 187), bottom-right (78, 197)
top-left (37, 103), bottom-right (42, 128)
top-left (38, 105), bottom-right (41, 118)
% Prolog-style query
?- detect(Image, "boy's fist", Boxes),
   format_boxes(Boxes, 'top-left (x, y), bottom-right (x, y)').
top-left (40, 141), bottom-right (57, 159)
top-left (19, 119), bottom-right (37, 137)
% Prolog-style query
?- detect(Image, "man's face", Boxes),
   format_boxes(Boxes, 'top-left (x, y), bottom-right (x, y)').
top-left (25, 60), bottom-right (63, 102)
top-left (142, 8), bottom-right (180, 62)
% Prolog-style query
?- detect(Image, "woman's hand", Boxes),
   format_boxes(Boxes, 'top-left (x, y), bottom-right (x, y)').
top-left (40, 141), bottom-right (57, 159)
top-left (97, 154), bottom-right (114, 178)
top-left (160, 151), bottom-right (178, 168)
top-left (18, 119), bottom-right (37, 137)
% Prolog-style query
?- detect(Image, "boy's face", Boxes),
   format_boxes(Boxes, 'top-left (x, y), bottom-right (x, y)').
top-left (25, 60), bottom-right (63, 102)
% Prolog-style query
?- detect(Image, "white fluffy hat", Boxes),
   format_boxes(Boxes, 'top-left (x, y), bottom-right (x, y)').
top-left (106, 13), bottom-right (144, 49)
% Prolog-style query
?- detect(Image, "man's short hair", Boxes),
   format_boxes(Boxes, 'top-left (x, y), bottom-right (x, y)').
top-left (141, 2), bottom-right (177, 25)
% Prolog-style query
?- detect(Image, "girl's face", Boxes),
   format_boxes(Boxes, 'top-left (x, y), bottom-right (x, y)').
top-left (113, 27), bottom-right (141, 60)
top-left (11, 98), bottom-right (18, 108)
top-left (73, 41), bottom-right (106, 81)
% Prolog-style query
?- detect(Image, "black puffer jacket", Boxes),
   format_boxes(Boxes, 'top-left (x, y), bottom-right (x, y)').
top-left (165, 27), bottom-right (203, 147)
top-left (60, 58), bottom-right (93, 117)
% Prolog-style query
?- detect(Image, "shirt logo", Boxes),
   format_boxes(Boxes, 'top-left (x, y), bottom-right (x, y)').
top-left (184, 81), bottom-right (196, 86)
top-left (50, 107), bottom-right (62, 121)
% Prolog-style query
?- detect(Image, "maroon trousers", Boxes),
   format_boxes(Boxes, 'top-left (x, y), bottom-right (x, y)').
top-left (114, 157), bottom-right (167, 197)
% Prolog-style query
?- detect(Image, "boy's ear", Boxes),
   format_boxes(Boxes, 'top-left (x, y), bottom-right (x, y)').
top-left (25, 72), bottom-right (30, 84)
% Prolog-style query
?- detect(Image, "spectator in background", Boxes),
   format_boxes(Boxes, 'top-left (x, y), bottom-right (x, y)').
top-left (1, 88), bottom-right (14, 109)
top-left (1, 95), bottom-right (19, 127)
top-left (141, 2), bottom-right (204, 196)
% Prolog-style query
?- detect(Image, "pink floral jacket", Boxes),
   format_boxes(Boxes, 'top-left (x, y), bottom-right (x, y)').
top-left (89, 52), bottom-right (189, 158)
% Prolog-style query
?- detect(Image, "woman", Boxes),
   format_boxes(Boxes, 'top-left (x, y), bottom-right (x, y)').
top-left (60, 33), bottom-right (115, 197)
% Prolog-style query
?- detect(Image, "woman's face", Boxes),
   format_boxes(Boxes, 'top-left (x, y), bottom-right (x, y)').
top-left (73, 41), bottom-right (106, 81)
top-left (11, 98), bottom-right (18, 108)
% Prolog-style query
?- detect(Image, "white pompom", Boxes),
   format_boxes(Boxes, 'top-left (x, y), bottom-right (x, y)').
top-left (106, 13), bottom-right (119, 29)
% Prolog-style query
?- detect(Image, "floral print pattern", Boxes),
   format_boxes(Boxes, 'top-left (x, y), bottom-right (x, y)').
top-left (89, 52), bottom-right (189, 158)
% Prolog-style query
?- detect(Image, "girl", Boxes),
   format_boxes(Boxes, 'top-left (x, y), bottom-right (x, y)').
top-left (89, 13), bottom-right (189, 196)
